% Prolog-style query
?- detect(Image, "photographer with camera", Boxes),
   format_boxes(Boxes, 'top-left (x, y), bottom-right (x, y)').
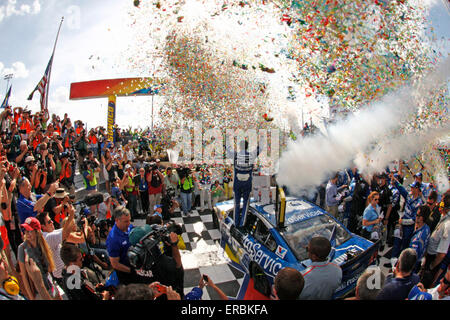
top-left (147, 163), bottom-right (164, 216)
top-left (137, 167), bottom-right (149, 216)
top-left (178, 167), bottom-right (194, 217)
top-left (5, 122), bottom-right (21, 163)
top-left (16, 180), bottom-right (58, 225)
top-left (81, 159), bottom-right (99, 193)
top-left (60, 242), bottom-right (111, 300)
top-left (75, 126), bottom-right (89, 169)
top-left (128, 218), bottom-right (184, 297)
top-left (36, 200), bottom-right (87, 288)
top-left (122, 164), bottom-right (139, 221)
top-left (43, 188), bottom-right (71, 229)
top-left (35, 142), bottom-right (56, 186)
top-left (57, 152), bottom-right (74, 195)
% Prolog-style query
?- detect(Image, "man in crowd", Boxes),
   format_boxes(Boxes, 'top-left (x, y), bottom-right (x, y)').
top-left (391, 180), bottom-right (424, 259)
top-left (377, 248), bottom-right (420, 300)
top-left (272, 267), bottom-right (305, 300)
top-left (106, 206), bottom-right (135, 285)
top-left (421, 193), bottom-right (450, 288)
top-left (298, 237), bottom-right (342, 300)
top-left (325, 173), bottom-right (347, 219)
top-left (345, 266), bottom-right (386, 300)
top-left (16, 179), bottom-right (58, 224)
top-left (426, 190), bottom-right (441, 233)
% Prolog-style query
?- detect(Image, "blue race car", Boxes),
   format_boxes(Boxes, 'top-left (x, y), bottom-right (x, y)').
top-left (213, 188), bottom-right (380, 299)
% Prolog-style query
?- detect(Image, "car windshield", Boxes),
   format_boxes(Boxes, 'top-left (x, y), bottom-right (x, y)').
top-left (283, 215), bottom-right (352, 262)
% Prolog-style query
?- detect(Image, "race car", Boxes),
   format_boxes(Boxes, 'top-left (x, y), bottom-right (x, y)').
top-left (213, 187), bottom-right (380, 299)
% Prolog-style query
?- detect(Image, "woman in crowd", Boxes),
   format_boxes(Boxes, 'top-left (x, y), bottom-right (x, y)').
top-left (17, 217), bottom-right (56, 300)
top-left (361, 191), bottom-right (383, 240)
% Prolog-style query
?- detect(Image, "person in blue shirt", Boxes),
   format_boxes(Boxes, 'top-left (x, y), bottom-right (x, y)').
top-left (413, 172), bottom-right (435, 200)
top-left (392, 180), bottom-right (424, 259)
top-left (409, 205), bottom-right (431, 273)
top-left (386, 173), bottom-right (401, 246)
top-left (361, 191), bottom-right (382, 240)
top-left (106, 206), bottom-right (135, 285)
top-left (377, 248), bottom-right (420, 300)
top-left (16, 179), bottom-right (58, 224)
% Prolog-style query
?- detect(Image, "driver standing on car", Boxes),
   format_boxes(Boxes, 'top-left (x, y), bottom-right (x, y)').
top-left (298, 236), bottom-right (342, 300)
top-left (227, 139), bottom-right (262, 228)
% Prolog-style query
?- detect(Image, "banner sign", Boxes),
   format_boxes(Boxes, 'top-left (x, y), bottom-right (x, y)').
top-left (107, 95), bottom-right (116, 142)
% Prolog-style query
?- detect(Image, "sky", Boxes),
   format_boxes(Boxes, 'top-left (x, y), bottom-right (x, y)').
top-left (0, 0), bottom-right (449, 131)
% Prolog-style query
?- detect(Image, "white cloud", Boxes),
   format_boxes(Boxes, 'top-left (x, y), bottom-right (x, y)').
top-left (0, 61), bottom-right (30, 78)
top-left (0, 0), bottom-right (41, 22)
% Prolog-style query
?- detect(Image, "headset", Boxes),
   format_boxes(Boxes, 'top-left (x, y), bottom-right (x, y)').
top-left (2, 276), bottom-right (20, 296)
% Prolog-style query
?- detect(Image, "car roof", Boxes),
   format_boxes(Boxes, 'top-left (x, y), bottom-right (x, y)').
top-left (215, 197), bottom-right (328, 228)
top-left (252, 197), bottom-right (328, 227)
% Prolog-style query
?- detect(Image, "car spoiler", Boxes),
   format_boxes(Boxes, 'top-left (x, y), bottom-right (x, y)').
top-left (334, 239), bottom-right (381, 299)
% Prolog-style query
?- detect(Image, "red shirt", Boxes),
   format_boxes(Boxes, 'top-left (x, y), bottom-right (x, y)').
top-left (147, 172), bottom-right (163, 195)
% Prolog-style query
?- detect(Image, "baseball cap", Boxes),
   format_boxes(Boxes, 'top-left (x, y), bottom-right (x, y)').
top-left (129, 225), bottom-right (153, 246)
top-left (125, 164), bottom-right (131, 170)
top-left (414, 172), bottom-right (423, 179)
top-left (25, 156), bottom-right (35, 164)
top-left (21, 217), bottom-right (42, 231)
top-left (378, 173), bottom-right (388, 179)
top-left (410, 181), bottom-right (421, 189)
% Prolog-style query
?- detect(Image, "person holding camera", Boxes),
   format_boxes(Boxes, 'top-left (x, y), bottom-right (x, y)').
top-left (81, 159), bottom-right (99, 193)
top-left (184, 274), bottom-right (229, 300)
top-left (75, 128), bottom-right (89, 169)
top-left (36, 201), bottom-right (85, 288)
top-left (147, 163), bottom-right (164, 216)
top-left (129, 219), bottom-right (184, 296)
top-left (16, 180), bottom-right (58, 225)
top-left (58, 152), bottom-right (74, 195)
top-left (35, 142), bottom-right (56, 187)
top-left (178, 167), bottom-right (194, 217)
top-left (137, 167), bottom-right (149, 216)
top-left (123, 164), bottom-right (139, 221)
top-left (60, 242), bottom-right (111, 300)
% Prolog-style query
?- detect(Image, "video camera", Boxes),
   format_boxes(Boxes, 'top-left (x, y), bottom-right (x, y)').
top-left (127, 222), bottom-right (182, 271)
top-left (74, 192), bottom-right (105, 228)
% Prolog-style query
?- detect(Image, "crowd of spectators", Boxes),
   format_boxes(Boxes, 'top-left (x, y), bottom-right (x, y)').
top-left (0, 105), bottom-right (235, 300)
top-left (0, 104), bottom-right (449, 301)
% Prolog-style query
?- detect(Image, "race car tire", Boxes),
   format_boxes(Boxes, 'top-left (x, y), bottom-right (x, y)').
top-left (250, 263), bottom-right (271, 297)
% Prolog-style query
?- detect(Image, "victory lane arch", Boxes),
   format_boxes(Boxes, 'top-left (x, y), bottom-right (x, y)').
top-left (69, 78), bottom-right (165, 141)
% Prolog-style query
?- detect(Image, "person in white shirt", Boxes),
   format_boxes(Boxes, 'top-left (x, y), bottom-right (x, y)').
top-left (416, 266), bottom-right (450, 300)
top-left (36, 205), bottom-right (86, 286)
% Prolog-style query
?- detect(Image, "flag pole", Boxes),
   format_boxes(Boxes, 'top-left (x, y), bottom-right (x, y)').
top-left (45, 16), bottom-right (64, 119)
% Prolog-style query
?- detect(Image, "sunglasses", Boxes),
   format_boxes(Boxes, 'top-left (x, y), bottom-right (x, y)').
top-left (374, 198), bottom-right (380, 202)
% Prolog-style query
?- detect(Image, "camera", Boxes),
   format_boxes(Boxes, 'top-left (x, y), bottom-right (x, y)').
top-left (94, 219), bottom-right (114, 239)
top-left (127, 223), bottom-right (181, 270)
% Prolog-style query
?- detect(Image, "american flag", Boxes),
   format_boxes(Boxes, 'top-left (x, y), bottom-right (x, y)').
top-left (28, 54), bottom-right (54, 114)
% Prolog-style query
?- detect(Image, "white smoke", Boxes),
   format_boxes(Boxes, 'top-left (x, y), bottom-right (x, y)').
top-left (355, 125), bottom-right (450, 176)
top-left (276, 58), bottom-right (450, 193)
